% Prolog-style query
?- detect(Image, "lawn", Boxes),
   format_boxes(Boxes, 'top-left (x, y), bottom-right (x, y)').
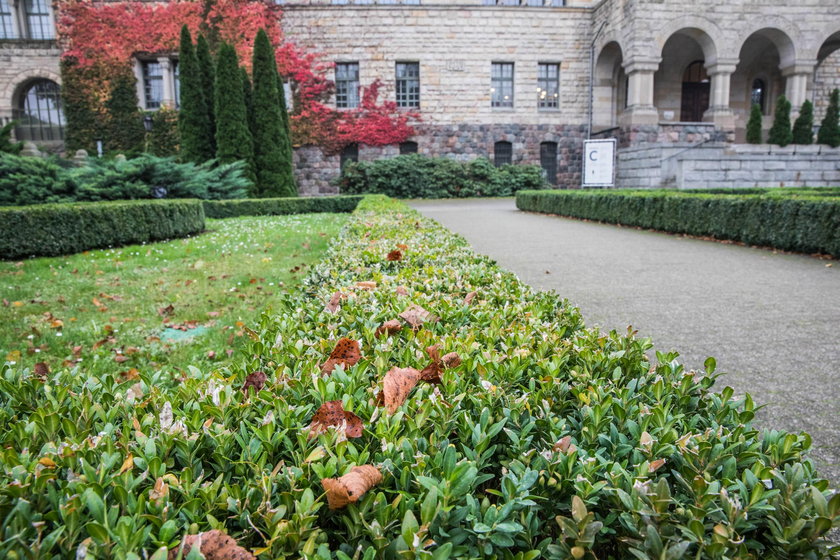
top-left (0, 213), bottom-right (348, 379)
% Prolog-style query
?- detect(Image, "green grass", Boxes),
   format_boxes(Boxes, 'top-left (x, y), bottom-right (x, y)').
top-left (0, 213), bottom-right (347, 378)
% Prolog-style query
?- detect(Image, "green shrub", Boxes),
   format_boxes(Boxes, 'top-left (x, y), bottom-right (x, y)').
top-left (746, 103), bottom-right (763, 144)
top-left (818, 88), bottom-right (840, 148)
top-left (767, 95), bottom-right (793, 147)
top-left (0, 153), bottom-right (77, 206)
top-left (178, 25), bottom-right (215, 163)
top-left (104, 71), bottom-right (145, 156)
top-left (214, 42), bottom-right (255, 189)
top-left (340, 154), bottom-right (547, 198)
top-left (203, 194), bottom-right (364, 218)
top-left (148, 107), bottom-right (180, 157)
top-left (0, 199), bottom-right (204, 258)
top-left (792, 100), bottom-right (814, 145)
top-left (0, 121), bottom-right (23, 155)
top-left (516, 189), bottom-right (840, 257)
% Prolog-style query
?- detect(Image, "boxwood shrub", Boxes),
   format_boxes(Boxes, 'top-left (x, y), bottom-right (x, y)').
top-left (2, 195), bottom-right (836, 558)
top-left (339, 154), bottom-right (547, 198)
top-left (203, 195), bottom-right (364, 218)
top-left (517, 189), bottom-right (840, 258)
top-left (0, 199), bottom-right (205, 259)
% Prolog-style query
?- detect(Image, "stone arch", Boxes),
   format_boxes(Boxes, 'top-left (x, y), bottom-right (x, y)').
top-left (737, 27), bottom-right (798, 69)
top-left (814, 28), bottom-right (840, 122)
top-left (816, 28), bottom-right (840, 63)
top-left (3, 68), bottom-right (62, 108)
top-left (655, 16), bottom-right (723, 65)
top-left (593, 40), bottom-right (625, 129)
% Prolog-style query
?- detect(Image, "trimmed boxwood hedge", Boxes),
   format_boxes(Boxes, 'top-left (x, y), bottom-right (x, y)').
top-left (203, 195), bottom-right (364, 218)
top-left (516, 189), bottom-right (840, 258)
top-left (0, 199), bottom-right (205, 259)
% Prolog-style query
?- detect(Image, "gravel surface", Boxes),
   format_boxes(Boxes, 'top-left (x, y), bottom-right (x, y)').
top-left (412, 197), bottom-right (840, 489)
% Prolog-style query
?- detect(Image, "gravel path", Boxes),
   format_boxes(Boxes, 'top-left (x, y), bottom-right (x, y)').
top-left (411, 197), bottom-right (840, 488)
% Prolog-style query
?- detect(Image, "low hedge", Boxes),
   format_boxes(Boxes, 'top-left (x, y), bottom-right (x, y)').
top-left (202, 195), bottom-right (364, 218)
top-left (517, 189), bottom-right (840, 258)
top-left (339, 154), bottom-right (547, 198)
top-left (0, 199), bottom-right (205, 259)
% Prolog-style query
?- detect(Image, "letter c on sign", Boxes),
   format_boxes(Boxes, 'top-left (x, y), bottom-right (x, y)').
top-left (588, 150), bottom-right (598, 161)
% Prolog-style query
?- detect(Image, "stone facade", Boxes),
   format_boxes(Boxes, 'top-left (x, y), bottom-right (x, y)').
top-left (0, 40), bottom-right (62, 138)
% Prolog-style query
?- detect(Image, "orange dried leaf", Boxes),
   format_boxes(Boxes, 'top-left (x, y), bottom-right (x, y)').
top-left (649, 458), bottom-right (667, 473)
top-left (321, 465), bottom-right (383, 510)
top-left (118, 454), bottom-right (134, 475)
top-left (395, 285), bottom-right (409, 296)
top-left (464, 291), bottom-right (477, 305)
top-left (386, 249), bottom-right (403, 261)
top-left (309, 400), bottom-right (364, 439)
top-left (381, 367), bottom-right (421, 413)
top-left (356, 281), bottom-right (377, 291)
top-left (396, 243), bottom-right (408, 250)
top-left (242, 370), bottom-right (266, 394)
top-left (375, 319), bottom-right (402, 338)
top-left (399, 304), bottom-right (438, 329)
top-left (170, 530), bottom-right (256, 560)
top-left (320, 338), bottom-right (361, 375)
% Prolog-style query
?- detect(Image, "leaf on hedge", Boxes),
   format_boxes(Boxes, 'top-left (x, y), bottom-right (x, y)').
top-left (33, 361), bottom-right (49, 379)
top-left (375, 319), bottom-right (402, 338)
top-left (309, 400), bottom-right (364, 439)
top-left (324, 292), bottom-right (342, 314)
top-left (159, 401), bottom-right (173, 430)
top-left (150, 477), bottom-right (169, 502)
top-left (649, 458), bottom-right (666, 473)
top-left (379, 367), bottom-right (422, 413)
top-left (464, 291), bottom-right (477, 305)
top-left (321, 465), bottom-right (383, 510)
top-left (356, 281), bottom-right (377, 291)
top-left (420, 345), bottom-right (461, 384)
top-left (387, 249), bottom-right (403, 261)
top-left (395, 285), bottom-right (409, 297)
top-left (118, 454), bottom-right (134, 475)
top-left (640, 431), bottom-right (653, 450)
top-left (399, 304), bottom-right (438, 330)
top-left (320, 338), bottom-right (361, 375)
top-left (169, 530), bottom-right (256, 560)
top-left (553, 436), bottom-right (576, 454)
top-left (442, 352), bottom-right (462, 369)
top-left (242, 370), bottom-right (267, 394)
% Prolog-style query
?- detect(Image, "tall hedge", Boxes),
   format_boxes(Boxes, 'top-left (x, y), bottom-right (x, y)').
top-left (818, 88), bottom-right (840, 148)
top-left (178, 25), bottom-right (214, 163)
top-left (149, 107), bottom-right (180, 157)
top-left (214, 43), bottom-right (256, 192)
top-left (196, 33), bottom-right (217, 157)
top-left (792, 100), bottom-right (814, 145)
top-left (767, 95), bottom-right (792, 147)
top-left (104, 72), bottom-right (145, 156)
top-left (746, 103), bottom-right (763, 144)
top-left (61, 57), bottom-right (102, 154)
top-left (251, 28), bottom-right (296, 197)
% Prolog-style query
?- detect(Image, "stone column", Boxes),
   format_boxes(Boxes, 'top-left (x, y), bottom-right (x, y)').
top-left (782, 62), bottom-right (815, 118)
top-left (158, 57), bottom-right (175, 109)
top-left (133, 60), bottom-right (146, 111)
top-left (620, 58), bottom-right (660, 126)
top-left (704, 60), bottom-right (738, 129)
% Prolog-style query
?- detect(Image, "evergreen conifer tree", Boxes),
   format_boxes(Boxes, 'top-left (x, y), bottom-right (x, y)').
top-left (178, 25), bottom-right (214, 163)
top-left (251, 28), bottom-right (296, 197)
top-left (746, 103), bottom-right (763, 144)
top-left (817, 88), bottom-right (840, 148)
top-left (215, 43), bottom-right (256, 193)
top-left (241, 66), bottom-right (254, 139)
top-left (767, 95), bottom-right (792, 147)
top-left (791, 100), bottom-right (814, 145)
top-left (196, 33), bottom-right (217, 155)
top-left (104, 72), bottom-right (145, 155)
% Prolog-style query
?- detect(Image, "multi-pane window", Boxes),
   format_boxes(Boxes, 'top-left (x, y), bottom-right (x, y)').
top-left (24, 0), bottom-right (52, 39)
top-left (537, 62), bottom-right (560, 109)
top-left (396, 62), bottom-right (420, 109)
top-left (751, 78), bottom-right (766, 113)
top-left (0, 0), bottom-right (15, 39)
top-left (491, 62), bottom-right (514, 108)
top-left (142, 61), bottom-right (164, 110)
top-left (399, 141), bottom-right (418, 154)
top-left (494, 141), bottom-right (512, 167)
top-left (335, 62), bottom-right (360, 109)
top-left (14, 79), bottom-right (64, 141)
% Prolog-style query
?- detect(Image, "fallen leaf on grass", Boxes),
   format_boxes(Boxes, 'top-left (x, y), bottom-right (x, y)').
top-left (321, 465), bottom-right (383, 510)
top-left (375, 319), bottom-right (402, 338)
top-left (157, 304), bottom-right (174, 317)
top-left (169, 530), bottom-right (256, 560)
top-left (309, 400), bottom-right (363, 439)
top-left (118, 368), bottom-right (140, 383)
top-left (378, 367), bottom-right (422, 413)
top-left (386, 249), bottom-right (403, 261)
top-left (396, 243), bottom-right (408, 250)
top-left (320, 338), bottom-right (361, 375)
top-left (242, 371), bottom-right (266, 394)
top-left (399, 304), bottom-right (438, 330)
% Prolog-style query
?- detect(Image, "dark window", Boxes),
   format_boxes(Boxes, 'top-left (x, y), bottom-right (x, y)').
top-left (399, 141), bottom-right (418, 154)
top-left (340, 143), bottom-right (358, 171)
top-left (24, 0), bottom-right (52, 39)
top-left (142, 61), bottom-right (163, 110)
top-left (491, 62), bottom-right (514, 108)
top-left (540, 142), bottom-right (558, 185)
top-left (494, 141), bottom-right (512, 167)
top-left (537, 62), bottom-right (560, 109)
top-left (680, 60), bottom-right (709, 122)
top-left (396, 62), bottom-right (420, 109)
top-left (0, 0), bottom-right (15, 39)
top-left (751, 79), bottom-right (766, 114)
top-left (336, 62), bottom-right (359, 108)
top-left (14, 79), bottom-right (64, 141)
top-left (173, 61), bottom-right (180, 109)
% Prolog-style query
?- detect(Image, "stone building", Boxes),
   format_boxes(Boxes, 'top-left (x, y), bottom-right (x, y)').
top-left (2, 0), bottom-right (839, 190)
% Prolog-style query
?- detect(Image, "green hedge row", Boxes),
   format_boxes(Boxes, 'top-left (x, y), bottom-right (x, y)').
top-left (0, 199), bottom-right (205, 259)
top-left (203, 195), bottom-right (364, 218)
top-left (516, 189), bottom-right (840, 257)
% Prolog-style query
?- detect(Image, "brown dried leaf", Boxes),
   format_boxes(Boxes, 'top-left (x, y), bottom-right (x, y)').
top-left (324, 292), bottom-right (342, 314)
top-left (33, 362), bottom-right (49, 379)
top-left (309, 400), bottom-right (364, 439)
top-left (396, 243), bottom-right (408, 250)
top-left (320, 338), bottom-right (361, 375)
top-left (649, 458), bottom-right (667, 473)
top-left (399, 304), bottom-right (438, 329)
top-left (242, 370), bottom-right (266, 395)
top-left (169, 530), bottom-right (256, 560)
top-left (386, 249), bottom-right (403, 261)
top-left (321, 465), bottom-right (383, 510)
top-left (157, 304), bottom-right (174, 317)
top-left (553, 436), bottom-right (572, 453)
top-left (442, 352), bottom-right (462, 369)
top-left (381, 367), bottom-right (421, 413)
top-left (395, 285), bottom-right (409, 297)
top-left (375, 319), bottom-right (402, 338)
top-left (355, 281), bottom-right (377, 291)
top-left (464, 291), bottom-right (477, 305)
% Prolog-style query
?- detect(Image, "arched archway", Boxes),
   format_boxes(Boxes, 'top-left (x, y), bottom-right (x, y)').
top-left (815, 30), bottom-right (840, 125)
top-left (13, 78), bottom-right (64, 141)
top-left (655, 28), bottom-right (718, 122)
top-left (593, 41), bottom-right (625, 129)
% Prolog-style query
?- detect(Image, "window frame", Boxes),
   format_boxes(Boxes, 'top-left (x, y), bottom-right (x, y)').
top-left (335, 61), bottom-right (360, 109)
top-left (0, 0), bottom-right (16, 39)
top-left (537, 62), bottom-right (560, 110)
top-left (494, 140), bottom-right (512, 167)
top-left (141, 60), bottom-right (164, 110)
top-left (23, 0), bottom-right (53, 40)
top-left (491, 62), bottom-right (514, 109)
top-left (14, 78), bottom-right (65, 142)
top-left (395, 61), bottom-right (420, 109)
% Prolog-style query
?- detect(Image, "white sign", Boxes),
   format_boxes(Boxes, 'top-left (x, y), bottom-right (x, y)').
top-left (582, 139), bottom-right (616, 187)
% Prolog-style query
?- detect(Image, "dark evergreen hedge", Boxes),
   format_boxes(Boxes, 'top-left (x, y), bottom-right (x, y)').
top-left (516, 189), bottom-right (840, 258)
top-left (0, 199), bottom-right (205, 259)
top-left (203, 195), bottom-right (363, 218)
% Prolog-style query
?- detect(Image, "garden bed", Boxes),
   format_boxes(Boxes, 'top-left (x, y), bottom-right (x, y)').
top-left (1, 196), bottom-right (837, 558)
top-left (516, 189), bottom-right (840, 258)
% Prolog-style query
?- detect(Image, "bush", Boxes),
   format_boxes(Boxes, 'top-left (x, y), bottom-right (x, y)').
top-left (0, 153), bottom-right (77, 206)
top-left (339, 154), bottom-right (547, 198)
top-left (792, 100), bottom-right (814, 145)
top-left (516, 189), bottom-right (840, 257)
top-left (203, 194), bottom-right (364, 218)
top-left (148, 107), bottom-right (180, 157)
top-left (818, 88), bottom-right (840, 148)
top-left (0, 121), bottom-right (22, 155)
top-left (746, 103), bottom-right (763, 144)
top-left (767, 95), bottom-right (793, 146)
top-left (0, 199), bottom-right (204, 258)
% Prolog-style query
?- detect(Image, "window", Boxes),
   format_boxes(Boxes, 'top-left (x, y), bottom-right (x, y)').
top-left (142, 61), bottom-right (164, 110)
top-left (540, 142), bottom-right (557, 185)
top-left (0, 0), bottom-right (15, 39)
top-left (173, 61), bottom-right (180, 109)
top-left (491, 62), bottom-right (514, 108)
top-left (340, 143), bottom-right (358, 171)
top-left (24, 0), bottom-right (52, 39)
top-left (399, 141), bottom-right (418, 154)
top-left (537, 62), bottom-right (560, 109)
top-left (494, 141), bottom-right (512, 167)
top-left (336, 62), bottom-right (359, 109)
top-left (13, 79), bottom-right (64, 141)
top-left (396, 62), bottom-right (420, 109)
top-left (751, 79), bottom-right (766, 114)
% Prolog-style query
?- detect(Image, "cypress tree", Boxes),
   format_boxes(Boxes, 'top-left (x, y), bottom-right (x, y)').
top-left (251, 28), bottom-right (296, 197)
top-left (241, 66), bottom-right (254, 139)
top-left (817, 88), bottom-right (840, 148)
top-left (767, 95), bottom-right (792, 147)
top-left (791, 100), bottom-right (814, 145)
top-left (746, 103), bottom-right (763, 144)
top-left (215, 43), bottom-right (256, 193)
top-left (178, 25), bottom-right (214, 163)
top-left (104, 71), bottom-right (145, 155)
top-left (196, 33), bottom-right (217, 155)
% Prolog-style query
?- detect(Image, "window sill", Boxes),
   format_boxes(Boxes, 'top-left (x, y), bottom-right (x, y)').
top-left (0, 38), bottom-right (58, 48)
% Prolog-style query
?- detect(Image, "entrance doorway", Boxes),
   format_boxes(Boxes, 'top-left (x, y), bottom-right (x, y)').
top-left (681, 60), bottom-right (710, 122)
